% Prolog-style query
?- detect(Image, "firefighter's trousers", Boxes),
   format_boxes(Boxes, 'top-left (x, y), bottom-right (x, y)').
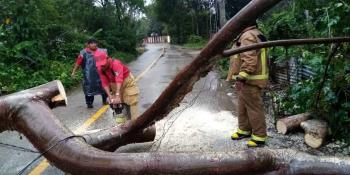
top-left (111, 73), bottom-right (139, 121)
top-left (237, 84), bottom-right (267, 137)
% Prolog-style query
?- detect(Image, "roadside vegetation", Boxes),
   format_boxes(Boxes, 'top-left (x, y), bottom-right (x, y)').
top-left (260, 0), bottom-right (350, 144)
top-left (152, 0), bottom-right (350, 144)
top-left (0, 0), bottom-right (147, 94)
top-left (183, 35), bottom-right (208, 50)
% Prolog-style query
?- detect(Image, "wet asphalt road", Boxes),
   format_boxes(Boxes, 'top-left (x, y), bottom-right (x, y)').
top-left (1, 42), bottom-right (332, 175)
top-left (0, 43), bottom-right (197, 175)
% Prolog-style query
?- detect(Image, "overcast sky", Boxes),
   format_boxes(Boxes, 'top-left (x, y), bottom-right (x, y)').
top-left (145, 0), bottom-right (153, 6)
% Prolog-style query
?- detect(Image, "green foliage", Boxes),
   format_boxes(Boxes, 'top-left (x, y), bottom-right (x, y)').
top-left (0, 59), bottom-right (81, 93)
top-left (263, 1), bottom-right (350, 144)
top-left (217, 58), bottom-right (230, 79)
top-left (0, 0), bottom-right (145, 94)
top-left (183, 35), bottom-right (208, 50)
top-left (187, 35), bottom-right (205, 43)
top-left (214, 0), bottom-right (350, 143)
top-left (154, 0), bottom-right (213, 44)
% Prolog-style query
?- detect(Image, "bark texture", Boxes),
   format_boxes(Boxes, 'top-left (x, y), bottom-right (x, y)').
top-left (0, 80), bottom-right (67, 132)
top-left (1, 93), bottom-right (350, 175)
top-left (300, 119), bottom-right (328, 148)
top-left (83, 125), bottom-right (156, 151)
top-left (276, 113), bottom-right (310, 134)
top-left (2, 0), bottom-right (350, 174)
top-left (222, 37), bottom-right (350, 57)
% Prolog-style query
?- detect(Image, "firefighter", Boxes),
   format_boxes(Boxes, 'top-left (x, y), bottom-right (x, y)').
top-left (230, 22), bottom-right (269, 147)
top-left (96, 57), bottom-right (139, 123)
top-left (71, 39), bottom-right (108, 108)
top-left (226, 48), bottom-right (239, 82)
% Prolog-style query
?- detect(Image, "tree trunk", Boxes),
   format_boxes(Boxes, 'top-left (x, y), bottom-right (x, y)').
top-left (276, 113), bottom-right (310, 134)
top-left (300, 119), bottom-right (328, 148)
top-left (3, 0), bottom-right (350, 174)
top-left (1, 83), bottom-right (350, 174)
top-left (218, 0), bottom-right (227, 28)
top-left (83, 125), bottom-right (156, 151)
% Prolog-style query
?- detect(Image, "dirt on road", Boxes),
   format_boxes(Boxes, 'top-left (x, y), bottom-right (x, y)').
top-left (117, 47), bottom-right (350, 158)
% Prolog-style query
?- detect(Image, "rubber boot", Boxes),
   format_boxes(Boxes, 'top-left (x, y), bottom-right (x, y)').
top-left (247, 134), bottom-right (267, 147)
top-left (231, 129), bottom-right (251, 140)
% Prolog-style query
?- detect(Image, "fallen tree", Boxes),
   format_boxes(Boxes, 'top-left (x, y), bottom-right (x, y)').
top-left (83, 125), bottom-right (156, 151)
top-left (1, 81), bottom-right (350, 175)
top-left (82, 37), bottom-right (350, 152)
top-left (2, 0), bottom-right (350, 174)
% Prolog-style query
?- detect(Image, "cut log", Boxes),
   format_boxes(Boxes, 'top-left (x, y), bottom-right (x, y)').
top-left (300, 119), bottom-right (328, 148)
top-left (276, 113), bottom-right (310, 134)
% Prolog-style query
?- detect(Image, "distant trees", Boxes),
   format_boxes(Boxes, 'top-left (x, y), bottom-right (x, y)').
top-left (151, 0), bottom-right (256, 44)
top-left (0, 0), bottom-right (146, 93)
top-left (153, 0), bottom-right (215, 44)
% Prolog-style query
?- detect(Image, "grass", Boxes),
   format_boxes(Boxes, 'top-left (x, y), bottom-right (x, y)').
top-left (111, 51), bottom-right (137, 63)
top-left (183, 40), bottom-right (208, 50)
top-left (182, 35), bottom-right (208, 50)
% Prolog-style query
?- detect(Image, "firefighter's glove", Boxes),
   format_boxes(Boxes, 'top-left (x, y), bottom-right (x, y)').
top-left (235, 77), bottom-right (246, 91)
top-left (109, 95), bottom-right (121, 104)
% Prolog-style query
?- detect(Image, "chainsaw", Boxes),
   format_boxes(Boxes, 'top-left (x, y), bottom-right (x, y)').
top-left (110, 103), bottom-right (130, 124)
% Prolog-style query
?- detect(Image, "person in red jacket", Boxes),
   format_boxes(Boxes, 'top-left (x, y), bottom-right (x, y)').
top-left (96, 57), bottom-right (139, 123)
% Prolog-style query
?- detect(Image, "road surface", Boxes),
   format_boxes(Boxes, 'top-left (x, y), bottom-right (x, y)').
top-left (1, 43), bottom-right (347, 175)
top-left (0, 43), bottom-right (197, 175)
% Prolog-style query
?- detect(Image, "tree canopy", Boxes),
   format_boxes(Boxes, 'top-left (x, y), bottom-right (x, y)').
top-left (0, 0), bottom-right (147, 93)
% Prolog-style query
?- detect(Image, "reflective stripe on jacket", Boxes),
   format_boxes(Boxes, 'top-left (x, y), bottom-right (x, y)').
top-left (231, 26), bottom-right (268, 88)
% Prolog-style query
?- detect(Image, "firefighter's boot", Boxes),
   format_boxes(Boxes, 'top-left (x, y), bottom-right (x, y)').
top-left (247, 135), bottom-right (267, 147)
top-left (231, 129), bottom-right (251, 140)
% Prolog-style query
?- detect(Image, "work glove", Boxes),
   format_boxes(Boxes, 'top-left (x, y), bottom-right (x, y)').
top-left (109, 95), bottom-right (121, 104)
top-left (235, 77), bottom-right (246, 91)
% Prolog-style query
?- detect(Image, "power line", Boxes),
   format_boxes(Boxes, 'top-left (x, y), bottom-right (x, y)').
top-left (0, 142), bottom-right (39, 153)
top-left (17, 135), bottom-right (86, 175)
top-left (150, 76), bottom-right (215, 151)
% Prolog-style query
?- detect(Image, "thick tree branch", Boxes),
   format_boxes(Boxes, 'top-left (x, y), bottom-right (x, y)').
top-left (83, 125), bottom-right (156, 151)
top-left (222, 37), bottom-right (350, 57)
top-left (3, 100), bottom-right (350, 175)
top-left (6, 1), bottom-right (350, 175)
top-left (2, 95), bottom-right (350, 174)
top-left (0, 80), bottom-right (66, 132)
